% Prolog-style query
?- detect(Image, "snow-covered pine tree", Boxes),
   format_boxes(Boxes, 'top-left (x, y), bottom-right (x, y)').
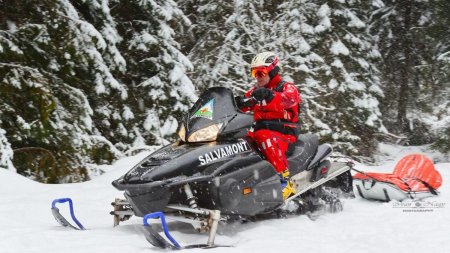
top-left (182, 0), bottom-right (383, 156)
top-left (180, 0), bottom-right (277, 93)
top-left (0, 0), bottom-right (98, 182)
top-left (369, 0), bottom-right (449, 152)
top-left (0, 0), bottom-right (196, 182)
top-left (111, 0), bottom-right (197, 146)
top-left (0, 128), bottom-right (15, 171)
top-left (275, 0), bottom-right (384, 156)
top-left (424, 0), bottom-right (450, 152)
top-left (0, 59), bottom-right (95, 182)
top-left (368, 0), bottom-right (425, 135)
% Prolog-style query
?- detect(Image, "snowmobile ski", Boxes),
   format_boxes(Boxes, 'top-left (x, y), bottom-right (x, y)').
top-left (143, 212), bottom-right (180, 249)
top-left (51, 198), bottom-right (85, 230)
top-left (143, 209), bottom-right (232, 249)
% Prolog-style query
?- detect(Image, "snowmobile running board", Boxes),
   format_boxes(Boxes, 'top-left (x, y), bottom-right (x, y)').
top-left (51, 198), bottom-right (85, 230)
top-left (282, 162), bottom-right (351, 207)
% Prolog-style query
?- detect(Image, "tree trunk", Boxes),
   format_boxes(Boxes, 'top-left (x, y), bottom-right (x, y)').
top-left (397, 1), bottom-right (413, 132)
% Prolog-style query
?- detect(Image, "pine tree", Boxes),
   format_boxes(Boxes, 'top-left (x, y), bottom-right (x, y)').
top-left (0, 0), bottom-right (196, 182)
top-left (182, 0), bottom-right (383, 156)
top-left (1, 0), bottom-right (97, 182)
top-left (271, 0), bottom-right (384, 156)
top-left (110, 0), bottom-right (197, 146)
top-left (425, 0), bottom-right (450, 152)
top-left (180, 1), bottom-right (277, 93)
top-left (369, 0), bottom-right (431, 135)
top-left (369, 0), bottom-right (449, 151)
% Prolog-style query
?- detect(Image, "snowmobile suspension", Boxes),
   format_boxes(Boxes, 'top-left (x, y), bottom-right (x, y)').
top-left (183, 184), bottom-right (198, 209)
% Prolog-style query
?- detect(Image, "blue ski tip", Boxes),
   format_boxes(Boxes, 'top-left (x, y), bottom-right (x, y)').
top-left (144, 212), bottom-right (181, 249)
top-left (51, 198), bottom-right (85, 230)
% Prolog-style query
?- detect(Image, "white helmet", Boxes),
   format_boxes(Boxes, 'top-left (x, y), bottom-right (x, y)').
top-left (251, 52), bottom-right (279, 69)
top-left (250, 52), bottom-right (280, 78)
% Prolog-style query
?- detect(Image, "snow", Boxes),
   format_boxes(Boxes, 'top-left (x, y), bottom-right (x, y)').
top-left (0, 128), bottom-right (15, 172)
top-left (298, 38), bottom-right (311, 53)
top-left (345, 10), bottom-right (365, 28)
top-left (169, 65), bottom-right (185, 83)
top-left (372, 0), bottom-right (386, 8)
top-left (0, 36), bottom-right (23, 54)
top-left (129, 32), bottom-right (158, 51)
top-left (160, 116), bottom-right (179, 136)
top-left (315, 4), bottom-right (332, 33)
top-left (330, 40), bottom-right (350, 56)
top-left (328, 79), bottom-right (339, 89)
top-left (15, 116), bottom-right (31, 130)
top-left (6, 20), bottom-right (17, 33)
top-left (122, 106), bottom-right (134, 121)
top-left (437, 51), bottom-right (450, 61)
top-left (143, 109), bottom-right (159, 131)
top-left (1, 143), bottom-right (449, 253)
top-left (331, 59), bottom-right (344, 68)
top-left (301, 23), bottom-right (315, 34)
top-left (158, 23), bottom-right (175, 40)
top-left (345, 74), bottom-right (367, 91)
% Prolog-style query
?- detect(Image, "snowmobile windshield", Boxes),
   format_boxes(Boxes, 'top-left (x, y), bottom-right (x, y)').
top-left (179, 87), bottom-right (241, 142)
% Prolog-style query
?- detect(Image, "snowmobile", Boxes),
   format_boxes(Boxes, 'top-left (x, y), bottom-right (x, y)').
top-left (110, 87), bottom-right (354, 249)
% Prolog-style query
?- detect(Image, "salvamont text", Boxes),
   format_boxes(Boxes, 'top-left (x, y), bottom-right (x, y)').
top-left (198, 141), bottom-right (249, 165)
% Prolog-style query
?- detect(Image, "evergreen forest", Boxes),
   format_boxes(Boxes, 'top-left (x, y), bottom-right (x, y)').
top-left (1, 0), bottom-right (449, 183)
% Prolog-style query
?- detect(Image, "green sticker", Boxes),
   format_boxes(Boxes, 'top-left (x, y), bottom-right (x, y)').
top-left (193, 99), bottom-right (214, 120)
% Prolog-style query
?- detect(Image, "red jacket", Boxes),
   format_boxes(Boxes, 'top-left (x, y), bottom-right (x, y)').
top-left (242, 74), bottom-right (301, 123)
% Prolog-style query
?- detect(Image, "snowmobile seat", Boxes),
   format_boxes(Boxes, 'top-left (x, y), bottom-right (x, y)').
top-left (353, 154), bottom-right (442, 201)
top-left (286, 142), bottom-right (295, 156)
top-left (286, 133), bottom-right (319, 157)
top-left (287, 134), bottom-right (319, 175)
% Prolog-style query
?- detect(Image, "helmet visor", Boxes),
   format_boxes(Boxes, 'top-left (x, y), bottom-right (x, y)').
top-left (251, 67), bottom-right (269, 78)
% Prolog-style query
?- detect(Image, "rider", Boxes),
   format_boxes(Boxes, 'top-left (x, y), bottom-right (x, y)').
top-left (236, 52), bottom-right (301, 200)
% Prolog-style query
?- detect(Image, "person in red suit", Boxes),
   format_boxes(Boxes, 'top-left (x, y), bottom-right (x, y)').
top-left (236, 52), bottom-right (301, 200)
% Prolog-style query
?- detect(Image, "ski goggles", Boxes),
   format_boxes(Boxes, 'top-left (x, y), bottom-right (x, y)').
top-left (251, 67), bottom-right (269, 78)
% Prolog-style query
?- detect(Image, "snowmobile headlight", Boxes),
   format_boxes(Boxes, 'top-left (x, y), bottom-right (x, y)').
top-left (178, 124), bottom-right (186, 142)
top-left (188, 124), bottom-right (221, 142)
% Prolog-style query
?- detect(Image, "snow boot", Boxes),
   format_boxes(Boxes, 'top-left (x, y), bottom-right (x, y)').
top-left (280, 169), bottom-right (296, 200)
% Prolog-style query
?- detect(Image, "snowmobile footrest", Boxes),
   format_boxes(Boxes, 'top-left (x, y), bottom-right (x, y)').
top-left (51, 198), bottom-right (85, 230)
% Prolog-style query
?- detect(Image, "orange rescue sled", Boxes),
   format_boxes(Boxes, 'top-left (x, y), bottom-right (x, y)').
top-left (353, 154), bottom-right (442, 201)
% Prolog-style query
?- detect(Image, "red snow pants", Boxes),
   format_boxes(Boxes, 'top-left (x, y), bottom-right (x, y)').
top-left (248, 129), bottom-right (297, 173)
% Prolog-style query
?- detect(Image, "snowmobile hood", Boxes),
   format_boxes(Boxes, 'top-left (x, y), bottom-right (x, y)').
top-left (118, 139), bottom-right (254, 185)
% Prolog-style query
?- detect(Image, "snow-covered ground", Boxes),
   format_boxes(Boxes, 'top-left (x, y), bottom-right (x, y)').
top-left (1, 144), bottom-right (449, 253)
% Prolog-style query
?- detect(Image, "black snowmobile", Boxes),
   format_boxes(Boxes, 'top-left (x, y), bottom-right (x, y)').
top-left (111, 87), bottom-right (354, 249)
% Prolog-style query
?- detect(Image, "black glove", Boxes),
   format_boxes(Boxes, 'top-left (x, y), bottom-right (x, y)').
top-left (252, 88), bottom-right (274, 102)
top-left (235, 95), bottom-right (254, 108)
